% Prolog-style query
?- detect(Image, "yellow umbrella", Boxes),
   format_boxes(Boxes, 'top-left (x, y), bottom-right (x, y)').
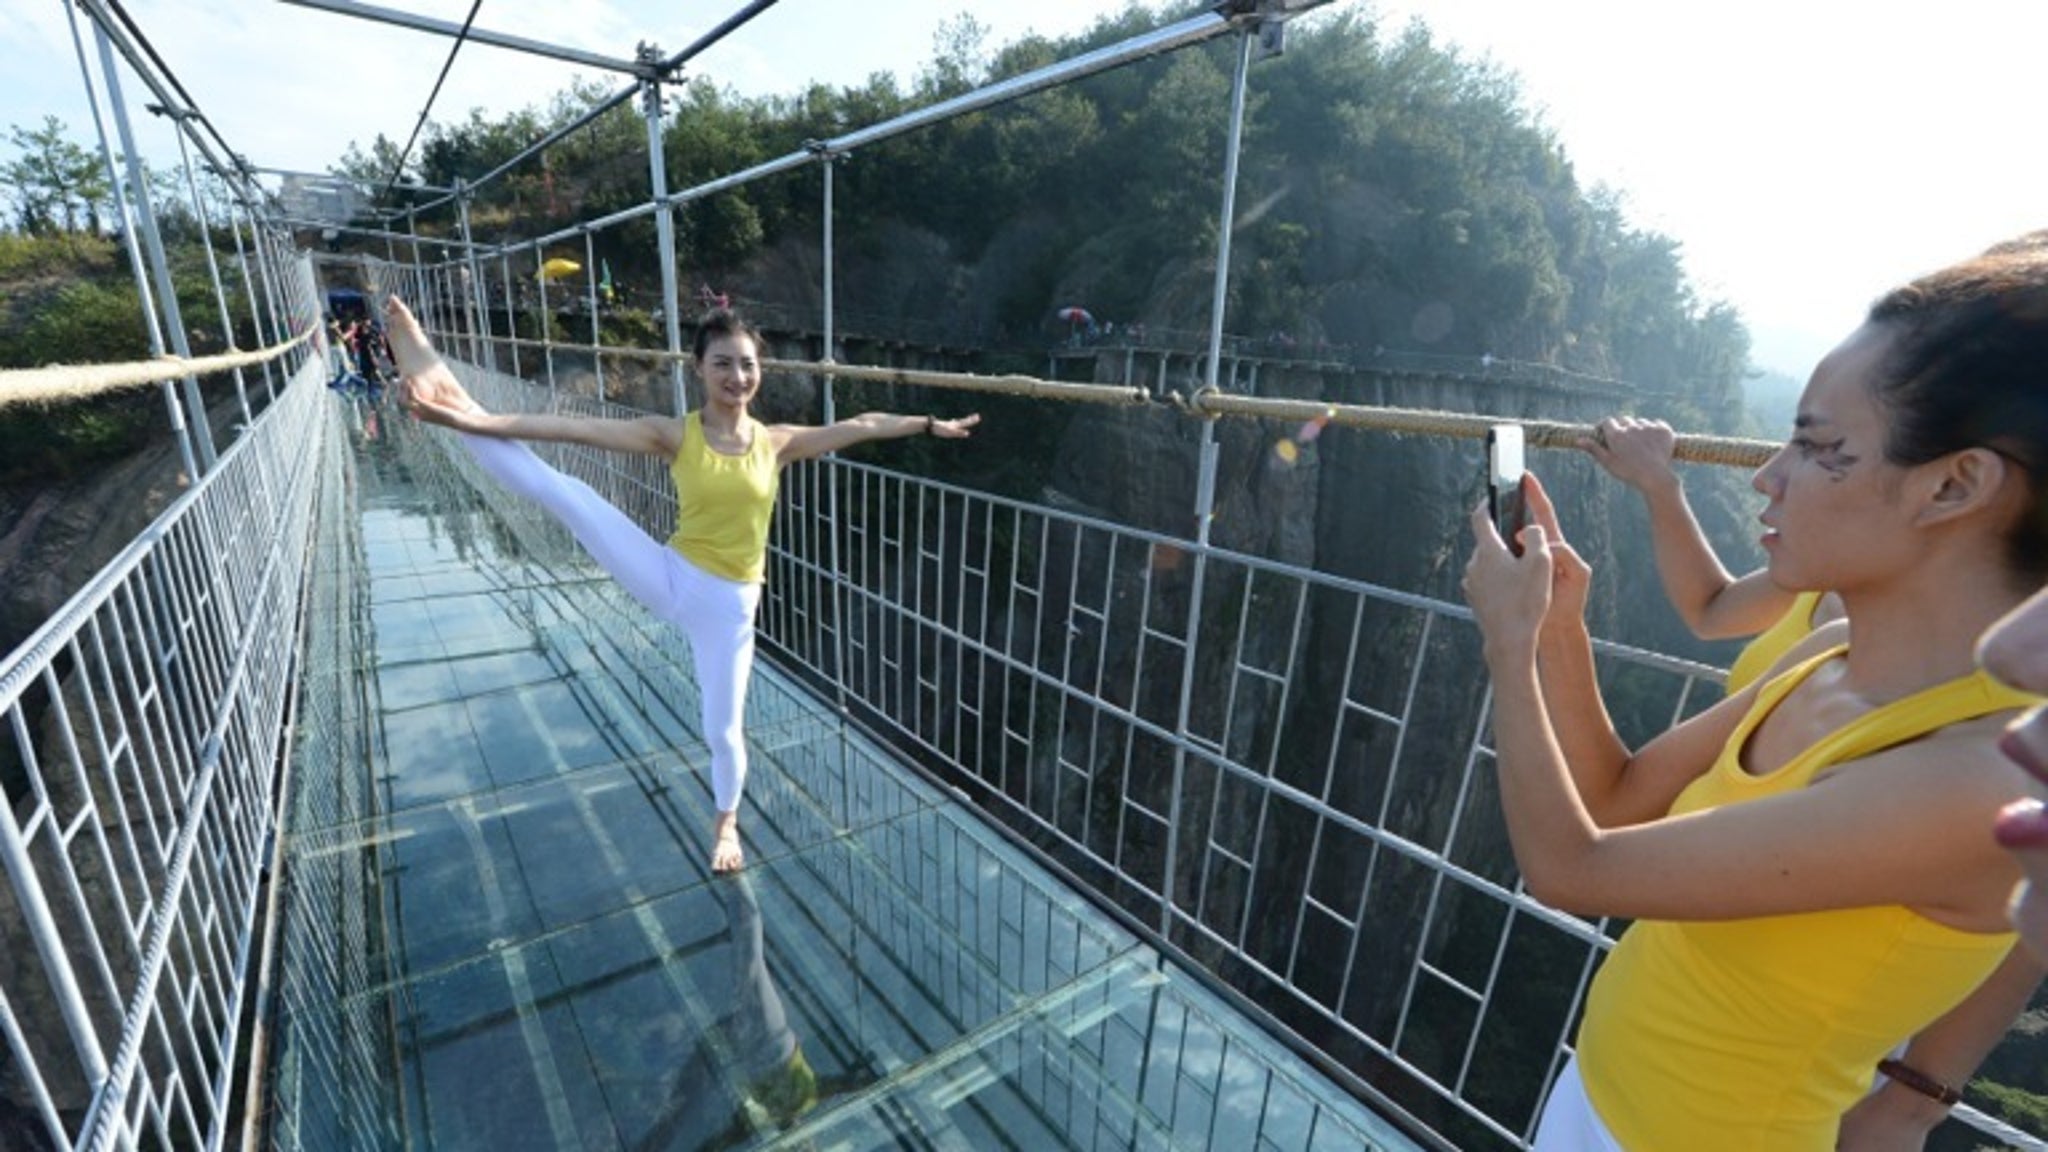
top-left (538, 257), bottom-right (582, 282)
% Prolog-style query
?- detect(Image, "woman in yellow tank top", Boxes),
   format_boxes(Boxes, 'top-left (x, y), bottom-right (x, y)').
top-left (387, 298), bottom-right (979, 874)
top-left (1464, 243), bottom-right (2048, 1151)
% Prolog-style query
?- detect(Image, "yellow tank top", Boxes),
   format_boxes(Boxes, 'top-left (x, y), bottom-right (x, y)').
top-left (1579, 646), bottom-right (2030, 1151)
top-left (665, 413), bottom-right (778, 584)
top-left (1724, 590), bottom-right (1823, 694)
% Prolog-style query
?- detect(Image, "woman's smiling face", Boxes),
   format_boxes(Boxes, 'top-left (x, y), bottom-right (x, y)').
top-left (698, 332), bottom-right (762, 410)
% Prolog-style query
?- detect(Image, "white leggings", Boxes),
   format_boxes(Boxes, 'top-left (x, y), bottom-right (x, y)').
top-left (459, 434), bottom-right (759, 813)
top-left (1533, 1057), bottom-right (1625, 1152)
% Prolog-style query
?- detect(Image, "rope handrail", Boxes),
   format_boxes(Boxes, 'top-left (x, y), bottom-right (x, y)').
top-left (775, 358), bottom-right (1149, 405)
top-left (439, 327), bottom-right (1774, 465)
top-left (0, 327), bottom-right (317, 409)
top-left (1176, 388), bottom-right (1777, 468)
top-left (445, 329), bottom-right (1152, 406)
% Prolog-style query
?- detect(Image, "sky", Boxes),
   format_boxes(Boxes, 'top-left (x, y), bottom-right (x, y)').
top-left (5, 1), bottom-right (2046, 377)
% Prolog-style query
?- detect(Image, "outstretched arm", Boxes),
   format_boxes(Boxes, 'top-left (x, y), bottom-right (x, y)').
top-left (1464, 480), bottom-right (2027, 923)
top-left (1583, 417), bottom-right (1794, 639)
top-left (386, 293), bottom-right (681, 458)
top-left (1501, 476), bottom-right (1732, 828)
top-left (772, 412), bottom-right (980, 465)
top-left (414, 400), bottom-right (680, 459)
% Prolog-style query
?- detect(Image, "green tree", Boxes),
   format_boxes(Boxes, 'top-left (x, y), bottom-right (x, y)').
top-left (420, 107), bottom-right (546, 195)
top-left (334, 134), bottom-right (404, 186)
top-left (1, 116), bottom-right (110, 234)
top-left (917, 13), bottom-right (992, 98)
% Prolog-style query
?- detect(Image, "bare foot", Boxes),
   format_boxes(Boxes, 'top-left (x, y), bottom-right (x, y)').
top-left (384, 297), bottom-right (483, 418)
top-left (711, 811), bottom-right (745, 874)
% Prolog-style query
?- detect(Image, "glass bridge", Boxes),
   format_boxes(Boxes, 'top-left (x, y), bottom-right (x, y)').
top-left (270, 385), bottom-right (1415, 1151)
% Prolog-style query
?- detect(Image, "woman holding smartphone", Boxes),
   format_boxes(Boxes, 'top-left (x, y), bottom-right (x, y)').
top-left (1464, 242), bottom-right (2048, 1150)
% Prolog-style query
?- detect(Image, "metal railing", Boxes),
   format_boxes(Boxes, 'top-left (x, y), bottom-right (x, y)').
top-left (330, 386), bottom-right (1413, 1149)
top-left (765, 431), bottom-right (1699, 1150)
top-left (0, 354), bottom-right (329, 1152)
top-left (253, 381), bottom-right (403, 1152)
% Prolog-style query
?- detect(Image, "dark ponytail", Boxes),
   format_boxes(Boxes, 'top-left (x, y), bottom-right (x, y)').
top-left (1867, 244), bottom-right (2048, 580)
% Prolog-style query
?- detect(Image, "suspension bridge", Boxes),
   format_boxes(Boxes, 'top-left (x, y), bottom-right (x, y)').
top-left (2, 2), bottom-right (2042, 1151)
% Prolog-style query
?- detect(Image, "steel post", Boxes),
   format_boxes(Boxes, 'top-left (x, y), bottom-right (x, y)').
top-left (818, 149), bottom-right (847, 705)
top-left (455, 182), bottom-right (495, 371)
top-left (224, 203), bottom-right (276, 400)
top-left (499, 251), bottom-right (521, 379)
top-left (432, 263), bottom-right (448, 348)
top-left (585, 230), bottom-right (604, 402)
top-left (819, 147), bottom-right (838, 424)
top-left (536, 242), bottom-right (557, 392)
top-left (405, 209), bottom-right (427, 334)
top-left (251, 221), bottom-right (291, 373)
top-left (63, 0), bottom-right (198, 481)
top-left (167, 117), bottom-right (253, 424)
top-left (94, 19), bottom-right (217, 471)
top-left (1161, 27), bottom-right (1255, 940)
top-left (641, 64), bottom-right (687, 414)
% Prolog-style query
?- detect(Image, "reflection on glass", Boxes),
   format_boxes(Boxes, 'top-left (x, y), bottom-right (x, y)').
top-left (636, 875), bottom-right (816, 1151)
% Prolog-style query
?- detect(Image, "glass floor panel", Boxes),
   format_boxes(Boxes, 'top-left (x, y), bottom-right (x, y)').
top-left (271, 416), bottom-right (1421, 1151)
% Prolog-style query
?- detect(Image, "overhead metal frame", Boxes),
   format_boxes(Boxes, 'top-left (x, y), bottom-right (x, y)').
top-left (245, 164), bottom-right (457, 197)
top-left (394, 0), bottom-right (784, 217)
top-left (277, 0), bottom-right (651, 75)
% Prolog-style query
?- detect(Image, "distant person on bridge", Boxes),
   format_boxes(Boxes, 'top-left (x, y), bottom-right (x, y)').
top-left (324, 314), bottom-right (348, 380)
top-left (1465, 241), bottom-right (2048, 1151)
top-left (385, 296), bottom-right (981, 874)
top-left (1580, 415), bottom-right (1843, 692)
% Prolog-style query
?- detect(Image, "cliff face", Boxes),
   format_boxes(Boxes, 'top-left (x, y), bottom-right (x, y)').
top-left (0, 373), bottom-right (271, 662)
top-left (0, 435), bottom-right (191, 665)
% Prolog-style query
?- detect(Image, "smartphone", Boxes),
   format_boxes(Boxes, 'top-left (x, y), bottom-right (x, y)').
top-left (1487, 424), bottom-right (1528, 555)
